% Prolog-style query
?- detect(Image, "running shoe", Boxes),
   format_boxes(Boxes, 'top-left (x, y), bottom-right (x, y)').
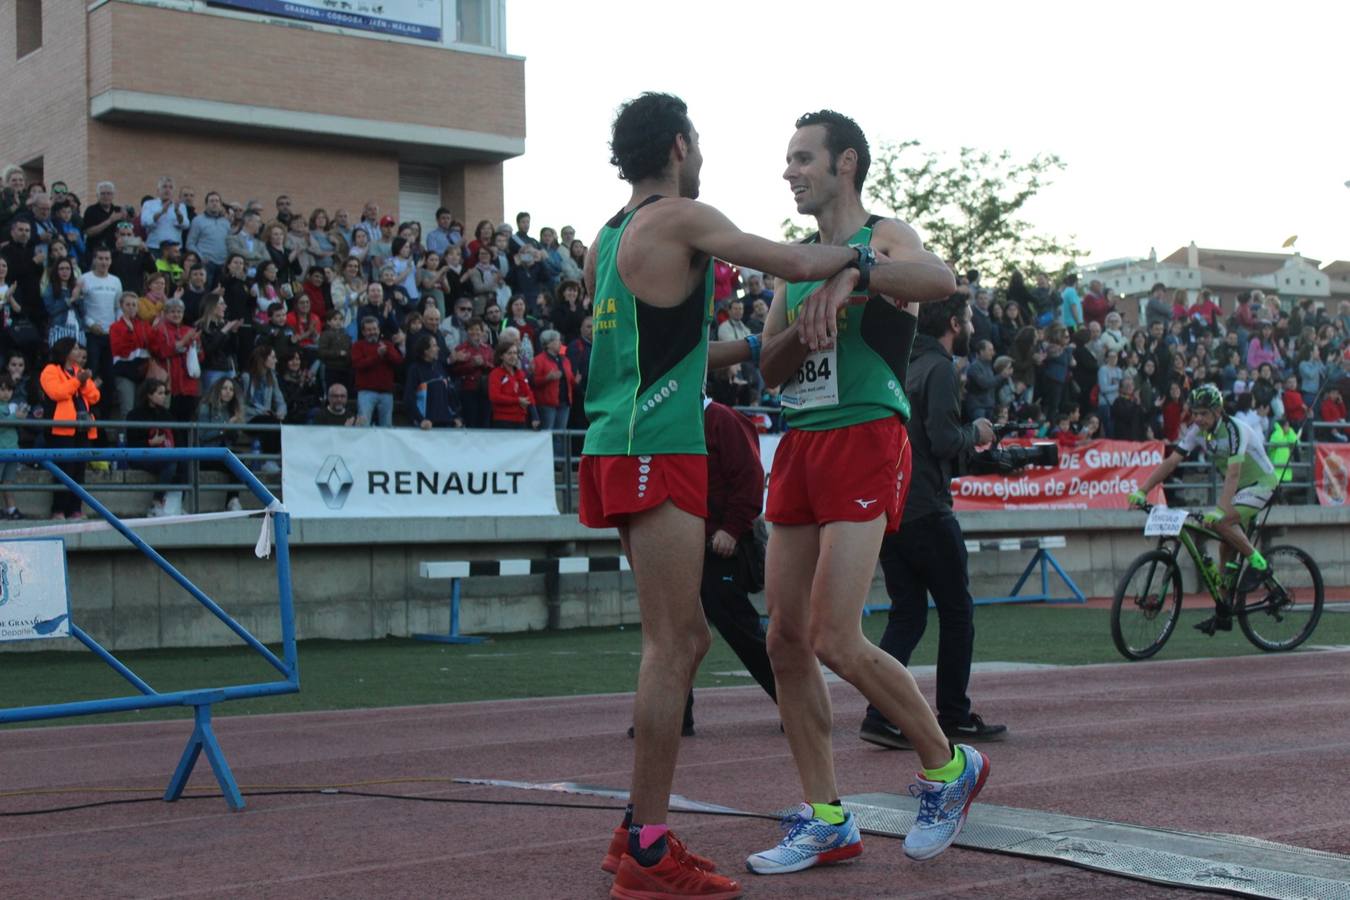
top-left (610, 846), bottom-right (741, 899)
top-left (902, 744), bottom-right (989, 861)
top-left (745, 803), bottom-right (863, 875)
top-left (602, 827), bottom-right (717, 875)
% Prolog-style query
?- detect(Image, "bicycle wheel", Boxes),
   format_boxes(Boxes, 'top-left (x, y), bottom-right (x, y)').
top-left (1237, 545), bottom-right (1324, 652)
top-left (1111, 550), bottom-right (1183, 660)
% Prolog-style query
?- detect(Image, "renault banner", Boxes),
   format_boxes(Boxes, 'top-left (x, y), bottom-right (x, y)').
top-left (281, 426), bottom-right (559, 518)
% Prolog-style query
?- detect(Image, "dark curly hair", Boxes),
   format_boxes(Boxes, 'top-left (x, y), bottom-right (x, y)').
top-left (609, 93), bottom-right (692, 183)
top-left (794, 110), bottom-right (870, 192)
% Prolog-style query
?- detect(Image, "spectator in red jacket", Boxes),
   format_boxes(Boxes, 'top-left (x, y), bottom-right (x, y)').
top-left (109, 291), bottom-right (153, 417)
top-left (350, 316), bottom-right (403, 427)
top-left (1281, 374), bottom-right (1307, 428)
top-left (148, 298), bottom-right (202, 420)
top-left (531, 329), bottom-right (578, 432)
top-left (1187, 289), bottom-right (1222, 334)
top-left (452, 317), bottom-right (494, 428)
top-left (1319, 386), bottom-right (1348, 442)
top-left (488, 339), bottom-right (538, 429)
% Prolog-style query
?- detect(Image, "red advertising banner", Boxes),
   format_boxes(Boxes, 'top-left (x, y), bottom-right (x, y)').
top-left (952, 439), bottom-right (1168, 511)
top-left (1313, 443), bottom-right (1350, 507)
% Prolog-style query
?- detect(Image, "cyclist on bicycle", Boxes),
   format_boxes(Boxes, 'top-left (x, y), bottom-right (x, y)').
top-left (1128, 384), bottom-right (1278, 635)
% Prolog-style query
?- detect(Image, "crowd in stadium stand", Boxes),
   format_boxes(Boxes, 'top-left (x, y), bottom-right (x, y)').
top-left (1, 165), bottom-right (1348, 517)
top-left (959, 271), bottom-right (1350, 450)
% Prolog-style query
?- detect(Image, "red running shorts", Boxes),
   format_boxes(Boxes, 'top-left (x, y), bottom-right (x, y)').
top-left (766, 416), bottom-right (911, 533)
top-left (578, 453), bottom-right (708, 529)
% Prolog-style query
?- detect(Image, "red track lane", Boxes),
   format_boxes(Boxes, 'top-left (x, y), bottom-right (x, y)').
top-left (3, 650), bottom-right (1348, 898)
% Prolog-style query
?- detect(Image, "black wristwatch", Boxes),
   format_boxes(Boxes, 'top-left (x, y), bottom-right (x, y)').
top-left (847, 244), bottom-right (875, 293)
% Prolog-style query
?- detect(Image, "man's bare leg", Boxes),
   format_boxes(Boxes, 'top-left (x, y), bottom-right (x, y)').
top-left (623, 500), bottom-right (712, 824)
top-left (768, 518), bottom-right (950, 805)
top-left (764, 523), bottom-right (837, 801)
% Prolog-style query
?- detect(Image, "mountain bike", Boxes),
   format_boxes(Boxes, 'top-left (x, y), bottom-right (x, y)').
top-left (1110, 503), bottom-right (1323, 660)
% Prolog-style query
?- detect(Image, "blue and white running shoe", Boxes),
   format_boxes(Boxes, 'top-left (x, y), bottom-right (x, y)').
top-left (903, 744), bottom-right (990, 861)
top-left (745, 803), bottom-right (863, 874)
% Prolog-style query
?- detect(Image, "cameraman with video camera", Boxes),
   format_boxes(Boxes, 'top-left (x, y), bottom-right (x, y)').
top-left (860, 292), bottom-right (1008, 749)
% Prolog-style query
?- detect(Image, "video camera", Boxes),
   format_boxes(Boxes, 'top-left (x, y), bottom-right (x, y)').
top-left (966, 422), bottom-right (1059, 476)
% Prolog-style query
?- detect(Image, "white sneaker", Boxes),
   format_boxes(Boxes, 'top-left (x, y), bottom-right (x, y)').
top-left (225, 497), bottom-right (243, 511)
top-left (147, 501), bottom-right (166, 518)
top-left (903, 744), bottom-right (990, 861)
top-left (259, 461), bottom-right (281, 475)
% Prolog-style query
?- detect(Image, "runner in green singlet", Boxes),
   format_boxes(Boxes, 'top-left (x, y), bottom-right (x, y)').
top-left (748, 110), bottom-right (988, 875)
top-left (584, 93), bottom-right (890, 899)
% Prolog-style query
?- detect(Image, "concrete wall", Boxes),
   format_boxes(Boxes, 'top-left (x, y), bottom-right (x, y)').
top-left (4, 508), bottom-right (1347, 653)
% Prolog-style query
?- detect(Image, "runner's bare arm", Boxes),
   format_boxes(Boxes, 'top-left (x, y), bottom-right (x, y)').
top-left (759, 278), bottom-right (810, 389)
top-left (866, 218), bottom-right (957, 304)
top-left (708, 339), bottom-right (750, 369)
top-left (675, 201), bottom-right (855, 283)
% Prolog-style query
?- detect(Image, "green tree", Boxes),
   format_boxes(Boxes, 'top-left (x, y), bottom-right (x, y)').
top-left (784, 141), bottom-right (1084, 278)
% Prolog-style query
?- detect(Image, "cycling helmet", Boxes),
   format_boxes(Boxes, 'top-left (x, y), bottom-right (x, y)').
top-left (1188, 383), bottom-right (1223, 411)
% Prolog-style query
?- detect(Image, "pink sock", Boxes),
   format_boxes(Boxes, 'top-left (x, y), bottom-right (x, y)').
top-left (638, 823), bottom-right (669, 849)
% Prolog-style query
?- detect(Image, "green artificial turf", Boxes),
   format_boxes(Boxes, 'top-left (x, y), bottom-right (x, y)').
top-left (3, 605), bottom-right (1346, 728)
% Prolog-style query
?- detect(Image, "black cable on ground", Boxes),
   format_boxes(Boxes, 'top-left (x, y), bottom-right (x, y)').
top-left (0, 788), bottom-right (783, 823)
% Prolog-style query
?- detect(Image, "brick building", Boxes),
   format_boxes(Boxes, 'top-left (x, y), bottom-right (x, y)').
top-left (0, 0), bottom-right (523, 229)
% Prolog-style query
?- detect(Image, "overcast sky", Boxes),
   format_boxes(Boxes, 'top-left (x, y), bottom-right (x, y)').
top-left (502, 0), bottom-right (1347, 270)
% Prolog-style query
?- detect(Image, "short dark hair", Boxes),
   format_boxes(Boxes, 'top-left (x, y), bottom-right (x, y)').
top-left (50, 337), bottom-right (79, 364)
top-left (1150, 281), bottom-right (1166, 294)
top-left (609, 92), bottom-right (693, 184)
top-left (515, 211), bottom-right (530, 224)
top-left (794, 109), bottom-right (871, 192)
top-left (435, 207), bottom-right (451, 219)
top-left (917, 293), bottom-right (969, 339)
top-left (1063, 273), bottom-right (1078, 286)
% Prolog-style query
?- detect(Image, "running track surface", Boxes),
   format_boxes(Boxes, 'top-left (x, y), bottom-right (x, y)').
top-left (3, 649), bottom-right (1348, 899)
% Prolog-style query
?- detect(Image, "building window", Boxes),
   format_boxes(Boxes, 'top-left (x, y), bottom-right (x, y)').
top-left (457, 0), bottom-right (491, 46)
top-left (16, 0), bottom-right (42, 59)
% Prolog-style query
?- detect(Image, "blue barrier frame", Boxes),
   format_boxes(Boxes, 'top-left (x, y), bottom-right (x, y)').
top-left (0, 447), bottom-right (298, 811)
top-left (413, 579), bottom-right (486, 644)
top-left (863, 546), bottom-right (1086, 615)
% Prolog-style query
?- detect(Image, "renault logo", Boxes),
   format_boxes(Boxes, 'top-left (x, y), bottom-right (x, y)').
top-left (316, 455), bottom-right (354, 509)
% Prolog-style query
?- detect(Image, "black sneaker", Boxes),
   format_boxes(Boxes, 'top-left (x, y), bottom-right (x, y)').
top-left (939, 713), bottom-right (1008, 743)
top-left (1193, 612), bottom-right (1233, 636)
top-left (859, 717), bottom-right (912, 750)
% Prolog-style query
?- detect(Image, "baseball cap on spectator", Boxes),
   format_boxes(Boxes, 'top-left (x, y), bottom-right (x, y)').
top-left (161, 236), bottom-right (181, 247)
top-left (116, 220), bottom-right (135, 232)
top-left (379, 215), bottom-right (396, 227)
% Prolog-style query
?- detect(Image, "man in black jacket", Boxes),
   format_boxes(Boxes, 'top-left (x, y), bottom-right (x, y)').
top-left (861, 292), bottom-right (1008, 749)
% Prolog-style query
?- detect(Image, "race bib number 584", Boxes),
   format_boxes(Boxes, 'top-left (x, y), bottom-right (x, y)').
top-left (781, 348), bottom-right (839, 410)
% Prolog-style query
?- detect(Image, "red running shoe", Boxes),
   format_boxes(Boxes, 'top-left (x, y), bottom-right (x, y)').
top-left (602, 827), bottom-right (718, 874)
top-left (610, 848), bottom-right (741, 899)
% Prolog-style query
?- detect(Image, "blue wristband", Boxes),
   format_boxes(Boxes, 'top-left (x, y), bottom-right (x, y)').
top-left (745, 333), bottom-right (761, 365)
